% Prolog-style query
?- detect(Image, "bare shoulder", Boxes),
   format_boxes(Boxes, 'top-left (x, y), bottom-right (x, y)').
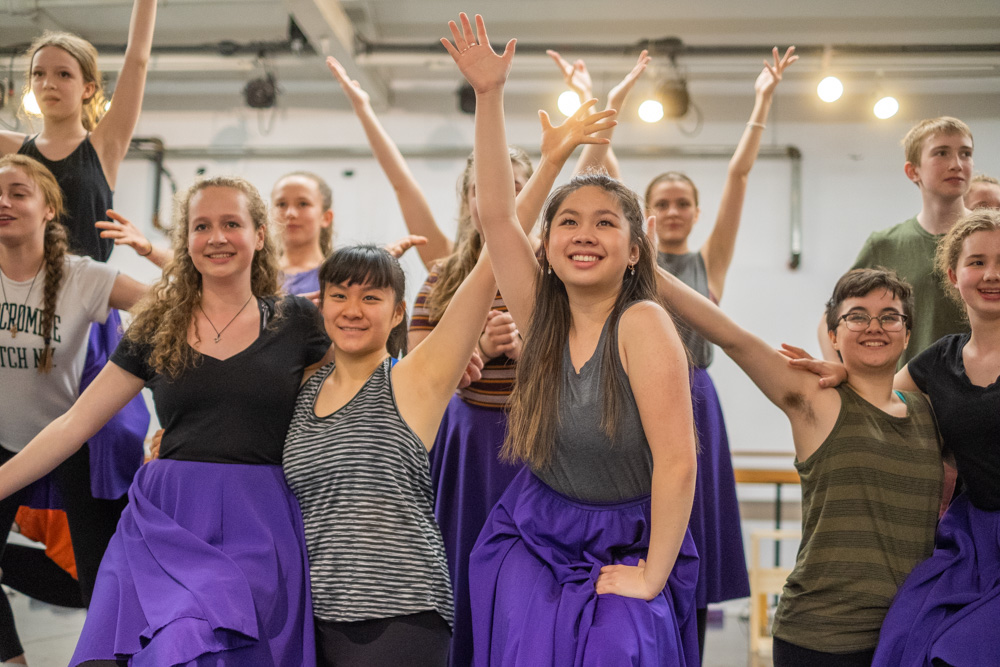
top-left (619, 300), bottom-right (676, 341)
top-left (0, 131), bottom-right (27, 155)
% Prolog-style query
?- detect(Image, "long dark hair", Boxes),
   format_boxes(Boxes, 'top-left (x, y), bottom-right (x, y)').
top-left (503, 173), bottom-right (661, 467)
top-left (319, 244), bottom-right (408, 357)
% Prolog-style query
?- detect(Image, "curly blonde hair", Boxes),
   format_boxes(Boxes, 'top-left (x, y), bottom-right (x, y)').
top-left (24, 32), bottom-right (107, 131)
top-left (126, 177), bottom-right (281, 377)
top-left (0, 155), bottom-right (68, 374)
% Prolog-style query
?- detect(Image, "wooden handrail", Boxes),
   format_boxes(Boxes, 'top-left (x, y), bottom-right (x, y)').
top-left (733, 468), bottom-right (800, 485)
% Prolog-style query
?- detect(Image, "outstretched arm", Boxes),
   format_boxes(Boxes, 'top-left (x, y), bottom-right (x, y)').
top-left (562, 51), bottom-right (651, 179)
top-left (442, 13), bottom-right (536, 329)
top-left (96, 209), bottom-right (172, 268)
top-left (0, 364), bottom-right (145, 500)
top-left (701, 47), bottom-right (797, 301)
top-left (91, 0), bottom-right (157, 187)
top-left (327, 57), bottom-right (449, 269)
top-left (596, 302), bottom-right (695, 599)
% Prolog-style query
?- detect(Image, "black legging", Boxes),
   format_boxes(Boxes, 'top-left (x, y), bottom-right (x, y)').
top-left (314, 611), bottom-right (451, 667)
top-left (0, 445), bottom-right (127, 661)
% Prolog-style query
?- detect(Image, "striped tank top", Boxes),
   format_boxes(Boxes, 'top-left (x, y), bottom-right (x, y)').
top-left (282, 358), bottom-right (453, 626)
top-left (771, 384), bottom-right (942, 653)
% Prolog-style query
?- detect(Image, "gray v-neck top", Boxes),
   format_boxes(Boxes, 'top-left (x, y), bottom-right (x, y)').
top-left (533, 308), bottom-right (653, 502)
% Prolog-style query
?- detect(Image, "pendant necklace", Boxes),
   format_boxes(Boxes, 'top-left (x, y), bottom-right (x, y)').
top-left (199, 294), bottom-right (255, 343)
top-left (0, 261), bottom-right (44, 338)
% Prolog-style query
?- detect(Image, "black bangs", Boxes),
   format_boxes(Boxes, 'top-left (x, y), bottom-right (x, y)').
top-left (319, 244), bottom-right (405, 297)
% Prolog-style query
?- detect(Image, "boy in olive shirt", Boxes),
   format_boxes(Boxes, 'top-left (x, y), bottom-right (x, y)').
top-left (820, 117), bottom-right (973, 366)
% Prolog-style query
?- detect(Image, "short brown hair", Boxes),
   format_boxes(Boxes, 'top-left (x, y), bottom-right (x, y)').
top-left (902, 117), bottom-right (973, 166)
top-left (935, 208), bottom-right (1000, 308)
top-left (824, 268), bottom-right (914, 333)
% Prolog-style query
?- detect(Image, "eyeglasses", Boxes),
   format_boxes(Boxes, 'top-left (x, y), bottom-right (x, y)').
top-left (838, 312), bottom-right (908, 332)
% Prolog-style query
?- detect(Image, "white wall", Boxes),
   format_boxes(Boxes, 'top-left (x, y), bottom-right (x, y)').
top-left (107, 104), bottom-right (1000, 459)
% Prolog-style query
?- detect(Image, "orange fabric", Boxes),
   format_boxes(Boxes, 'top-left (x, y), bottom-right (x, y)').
top-left (13, 507), bottom-right (78, 579)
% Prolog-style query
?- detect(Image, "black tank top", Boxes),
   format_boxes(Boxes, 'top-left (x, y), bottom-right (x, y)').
top-left (19, 135), bottom-right (114, 261)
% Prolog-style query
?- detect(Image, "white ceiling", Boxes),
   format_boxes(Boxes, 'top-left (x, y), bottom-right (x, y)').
top-left (2, 0), bottom-right (999, 119)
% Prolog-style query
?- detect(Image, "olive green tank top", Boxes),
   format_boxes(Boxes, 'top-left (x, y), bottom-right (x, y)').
top-left (771, 384), bottom-right (942, 653)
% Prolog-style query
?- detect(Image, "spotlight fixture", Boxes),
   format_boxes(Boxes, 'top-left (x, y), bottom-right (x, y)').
top-left (557, 90), bottom-right (581, 117)
top-left (655, 77), bottom-right (690, 118)
top-left (244, 73), bottom-right (277, 109)
top-left (458, 82), bottom-right (476, 114)
top-left (817, 76), bottom-right (843, 103)
top-left (873, 96), bottom-right (899, 119)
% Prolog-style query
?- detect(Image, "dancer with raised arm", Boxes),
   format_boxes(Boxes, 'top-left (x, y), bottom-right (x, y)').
top-left (0, 177), bottom-right (330, 665)
top-left (443, 14), bottom-right (699, 665)
top-left (0, 0), bottom-right (157, 620)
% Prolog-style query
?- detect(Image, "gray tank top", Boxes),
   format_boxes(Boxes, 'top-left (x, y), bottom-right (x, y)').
top-left (657, 251), bottom-right (714, 368)
top-left (534, 306), bottom-right (653, 502)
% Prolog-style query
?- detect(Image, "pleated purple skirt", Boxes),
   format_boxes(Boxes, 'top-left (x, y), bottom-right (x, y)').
top-left (22, 311), bottom-right (148, 510)
top-left (873, 493), bottom-right (1000, 667)
top-left (689, 366), bottom-right (749, 607)
top-left (70, 459), bottom-right (316, 666)
top-left (429, 395), bottom-right (523, 667)
top-left (470, 468), bottom-right (699, 667)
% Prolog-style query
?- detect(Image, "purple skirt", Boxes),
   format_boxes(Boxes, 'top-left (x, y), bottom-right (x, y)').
top-left (70, 459), bottom-right (316, 666)
top-left (429, 395), bottom-right (523, 667)
top-left (873, 494), bottom-right (1000, 667)
top-left (22, 311), bottom-right (148, 509)
top-left (689, 366), bottom-right (749, 606)
top-left (470, 468), bottom-right (699, 667)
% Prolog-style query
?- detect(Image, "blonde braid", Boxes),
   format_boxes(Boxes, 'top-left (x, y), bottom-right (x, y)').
top-left (37, 220), bottom-right (70, 373)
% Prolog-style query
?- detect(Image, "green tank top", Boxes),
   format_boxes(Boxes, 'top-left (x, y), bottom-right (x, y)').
top-left (771, 384), bottom-right (942, 653)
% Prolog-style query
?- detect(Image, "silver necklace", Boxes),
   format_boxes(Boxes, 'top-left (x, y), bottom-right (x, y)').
top-left (0, 261), bottom-right (44, 338)
top-left (198, 294), bottom-right (255, 343)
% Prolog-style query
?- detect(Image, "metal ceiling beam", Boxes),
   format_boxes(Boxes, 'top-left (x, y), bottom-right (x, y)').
top-left (285, 0), bottom-right (389, 108)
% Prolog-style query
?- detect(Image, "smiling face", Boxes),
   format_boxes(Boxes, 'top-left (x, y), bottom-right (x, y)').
top-left (187, 186), bottom-right (265, 284)
top-left (906, 132), bottom-right (974, 200)
top-left (0, 165), bottom-right (54, 249)
top-left (321, 280), bottom-right (404, 356)
top-left (271, 175), bottom-right (333, 251)
top-left (949, 229), bottom-right (1000, 318)
top-left (646, 178), bottom-right (700, 251)
top-left (829, 289), bottom-right (910, 372)
top-left (30, 46), bottom-right (94, 122)
top-left (545, 185), bottom-right (639, 289)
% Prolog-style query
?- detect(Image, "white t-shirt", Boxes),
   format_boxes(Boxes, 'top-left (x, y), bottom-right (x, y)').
top-left (0, 255), bottom-right (117, 452)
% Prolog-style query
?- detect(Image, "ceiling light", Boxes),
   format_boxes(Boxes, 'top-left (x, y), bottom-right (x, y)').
top-left (557, 91), bottom-right (581, 117)
top-left (873, 96), bottom-right (899, 119)
top-left (655, 78), bottom-right (690, 118)
top-left (638, 99), bottom-right (664, 123)
top-left (22, 90), bottom-right (40, 115)
top-left (817, 76), bottom-right (843, 103)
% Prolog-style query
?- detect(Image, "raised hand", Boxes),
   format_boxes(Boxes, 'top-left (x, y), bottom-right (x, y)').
top-left (326, 56), bottom-right (371, 109)
top-left (607, 50), bottom-right (651, 113)
top-left (756, 46), bottom-right (798, 98)
top-left (539, 98), bottom-right (616, 165)
top-left (595, 559), bottom-right (660, 600)
top-left (458, 348), bottom-right (485, 389)
top-left (384, 234), bottom-right (428, 259)
top-left (546, 49), bottom-right (593, 101)
top-left (441, 13), bottom-right (515, 94)
top-left (96, 209), bottom-right (152, 257)
top-left (779, 343), bottom-right (848, 388)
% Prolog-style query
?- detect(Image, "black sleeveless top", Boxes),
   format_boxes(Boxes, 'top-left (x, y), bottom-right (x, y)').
top-left (19, 135), bottom-right (114, 261)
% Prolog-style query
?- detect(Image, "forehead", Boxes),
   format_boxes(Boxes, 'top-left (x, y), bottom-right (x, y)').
top-left (0, 166), bottom-right (35, 188)
top-left (189, 186), bottom-right (251, 220)
top-left (839, 289), bottom-right (904, 314)
top-left (558, 185), bottom-right (623, 214)
top-left (920, 131), bottom-right (973, 154)
top-left (966, 182), bottom-right (1000, 209)
top-left (649, 179), bottom-right (696, 199)
top-left (32, 45), bottom-right (81, 70)
top-left (272, 175), bottom-right (321, 198)
top-left (960, 228), bottom-right (1000, 255)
